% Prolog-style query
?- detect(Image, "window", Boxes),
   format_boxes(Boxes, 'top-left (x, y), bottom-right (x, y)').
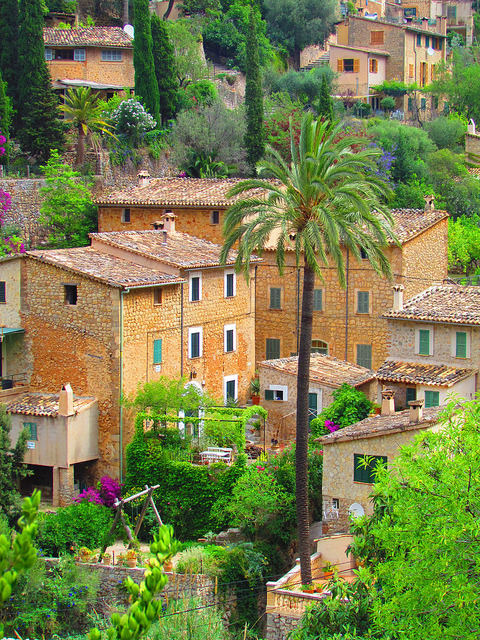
top-left (224, 271), bottom-right (236, 298)
top-left (455, 331), bottom-right (468, 358)
top-left (431, 95), bottom-right (438, 109)
top-left (357, 291), bottom-right (370, 314)
top-left (308, 392), bottom-right (318, 423)
top-left (312, 340), bottom-right (328, 354)
top-left (313, 289), bottom-right (323, 311)
top-left (342, 58), bottom-right (359, 72)
top-left (332, 498), bottom-right (340, 509)
top-left (418, 329), bottom-right (431, 355)
top-left (45, 48), bottom-right (53, 61)
top-left (444, 102), bottom-right (450, 115)
top-left (64, 284), bottom-right (77, 306)
top-left (122, 208), bottom-right (131, 223)
top-left (189, 272), bottom-right (202, 302)
top-left (265, 385), bottom-right (287, 401)
top-left (24, 422), bottom-right (38, 441)
top-left (354, 454), bottom-right (387, 483)
top-left (188, 327), bottom-right (202, 358)
top-left (417, 34), bottom-right (422, 46)
top-left (425, 390), bottom-right (440, 408)
top-left (421, 98), bottom-right (426, 111)
top-left (101, 49), bottom-right (122, 61)
top-left (153, 288), bottom-right (163, 305)
top-left (369, 58), bottom-right (378, 73)
top-left (409, 63), bottom-right (414, 77)
top-left (0, 281), bottom-right (5, 304)
top-left (425, 36), bottom-right (430, 48)
top-left (153, 338), bottom-right (162, 364)
top-left (356, 344), bottom-right (372, 369)
top-left (360, 247), bottom-right (368, 259)
top-left (408, 97), bottom-right (414, 111)
top-left (224, 375), bottom-right (238, 403)
top-left (266, 338), bottom-right (280, 360)
top-left (224, 324), bottom-right (236, 353)
top-left (370, 30), bottom-right (384, 45)
top-left (74, 48), bottom-right (86, 61)
top-left (269, 287), bottom-right (281, 309)
top-left (406, 387), bottom-right (416, 404)
top-left (211, 210), bottom-right (220, 225)
top-left (420, 62), bottom-right (427, 86)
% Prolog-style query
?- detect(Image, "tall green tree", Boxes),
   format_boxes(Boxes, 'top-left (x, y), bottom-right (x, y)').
top-left (317, 74), bottom-right (334, 121)
top-left (133, 0), bottom-right (160, 124)
top-left (0, 70), bottom-right (12, 165)
top-left (244, 5), bottom-right (264, 174)
top-left (0, 405), bottom-right (28, 519)
top-left (0, 0), bottom-right (19, 121)
top-left (151, 13), bottom-right (179, 124)
top-left (221, 115), bottom-right (394, 584)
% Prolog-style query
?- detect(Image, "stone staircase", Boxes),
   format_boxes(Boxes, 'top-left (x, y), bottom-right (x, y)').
top-left (301, 51), bottom-right (330, 71)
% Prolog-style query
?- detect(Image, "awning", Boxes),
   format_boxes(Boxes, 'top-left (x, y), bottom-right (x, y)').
top-left (0, 328), bottom-right (25, 339)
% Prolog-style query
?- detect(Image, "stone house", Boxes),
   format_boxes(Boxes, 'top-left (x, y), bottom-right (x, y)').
top-left (335, 14), bottom-right (447, 117)
top-left (44, 27), bottom-right (134, 98)
top-left (258, 353), bottom-right (376, 443)
top-left (377, 283), bottom-right (480, 409)
top-left (328, 43), bottom-right (389, 101)
top-left (0, 218), bottom-right (258, 494)
top-left (96, 179), bottom-right (449, 371)
top-left (320, 397), bottom-right (442, 533)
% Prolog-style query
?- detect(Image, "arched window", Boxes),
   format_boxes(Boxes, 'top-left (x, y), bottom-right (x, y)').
top-left (312, 340), bottom-right (328, 354)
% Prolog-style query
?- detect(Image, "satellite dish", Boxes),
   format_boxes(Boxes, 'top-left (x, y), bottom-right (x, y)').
top-left (123, 24), bottom-right (134, 37)
top-left (427, 47), bottom-right (434, 56)
top-left (348, 503), bottom-right (365, 519)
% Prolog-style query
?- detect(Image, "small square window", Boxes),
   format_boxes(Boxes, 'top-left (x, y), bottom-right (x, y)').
top-left (64, 284), bottom-right (77, 306)
top-left (153, 338), bottom-right (162, 364)
top-left (418, 329), bottom-right (430, 355)
top-left (406, 387), bottom-right (416, 404)
top-left (332, 498), bottom-right (339, 509)
top-left (266, 338), bottom-right (280, 360)
top-left (354, 454), bottom-right (387, 483)
top-left (425, 390), bottom-right (439, 407)
top-left (360, 248), bottom-right (368, 259)
top-left (153, 288), bottom-right (163, 305)
top-left (0, 281), bottom-right (5, 304)
top-left (313, 289), bottom-right (323, 311)
top-left (74, 48), bottom-right (86, 61)
top-left (45, 48), bottom-right (53, 61)
top-left (102, 49), bottom-right (122, 61)
top-left (24, 422), bottom-right (37, 441)
top-left (211, 210), bottom-right (220, 225)
top-left (122, 208), bottom-right (131, 223)
top-left (357, 291), bottom-right (370, 314)
top-left (269, 287), bottom-right (281, 309)
top-left (312, 340), bottom-right (328, 354)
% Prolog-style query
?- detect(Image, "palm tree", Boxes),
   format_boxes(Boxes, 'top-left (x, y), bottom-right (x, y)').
top-left (221, 114), bottom-right (395, 585)
top-left (60, 86), bottom-right (116, 167)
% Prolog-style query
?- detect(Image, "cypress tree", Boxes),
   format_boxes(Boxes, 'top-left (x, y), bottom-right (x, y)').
top-left (0, 0), bottom-right (19, 119)
top-left (0, 70), bottom-right (12, 165)
top-left (151, 13), bottom-right (178, 125)
top-left (244, 6), bottom-right (264, 175)
top-left (317, 74), bottom-right (334, 122)
top-left (133, 0), bottom-right (160, 125)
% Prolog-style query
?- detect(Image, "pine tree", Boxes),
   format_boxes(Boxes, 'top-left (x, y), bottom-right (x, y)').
top-left (151, 13), bottom-right (178, 125)
top-left (317, 74), bottom-right (334, 121)
top-left (0, 70), bottom-right (12, 165)
top-left (133, 0), bottom-right (160, 125)
top-left (244, 6), bottom-right (264, 175)
top-left (0, 405), bottom-right (28, 517)
top-left (0, 0), bottom-right (19, 121)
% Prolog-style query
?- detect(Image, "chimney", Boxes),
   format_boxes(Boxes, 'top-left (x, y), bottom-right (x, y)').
top-left (468, 119), bottom-right (476, 135)
top-left (151, 220), bottom-right (163, 230)
top-left (161, 211), bottom-right (176, 233)
top-left (58, 383), bottom-right (74, 417)
top-left (422, 16), bottom-right (428, 28)
top-left (381, 388), bottom-right (395, 416)
top-left (393, 284), bottom-right (405, 311)
top-left (358, 6), bottom-right (364, 15)
top-left (424, 195), bottom-right (435, 211)
top-left (162, 230), bottom-right (167, 244)
top-left (408, 398), bottom-right (424, 423)
top-left (137, 170), bottom-right (151, 188)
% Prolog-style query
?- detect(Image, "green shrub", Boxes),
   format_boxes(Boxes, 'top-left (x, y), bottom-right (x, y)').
top-left (310, 384), bottom-right (374, 438)
top-left (424, 115), bottom-right (466, 150)
top-left (149, 596), bottom-right (226, 640)
top-left (36, 501), bottom-right (113, 556)
top-left (175, 544), bottom-right (227, 575)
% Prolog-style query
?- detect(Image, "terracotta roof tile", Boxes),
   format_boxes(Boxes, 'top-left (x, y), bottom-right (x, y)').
top-left (7, 392), bottom-right (95, 417)
top-left (27, 247), bottom-right (186, 288)
top-left (375, 360), bottom-right (475, 387)
top-left (259, 353), bottom-right (374, 388)
top-left (91, 230), bottom-right (260, 269)
top-left (389, 207), bottom-right (448, 244)
top-left (43, 27), bottom-right (133, 48)
top-left (319, 406), bottom-right (442, 444)
top-left (383, 284), bottom-right (480, 325)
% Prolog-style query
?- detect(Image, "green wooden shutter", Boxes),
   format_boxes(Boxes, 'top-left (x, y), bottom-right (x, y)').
top-left (357, 291), bottom-right (369, 314)
top-left (313, 289), bottom-right (323, 311)
top-left (425, 390), bottom-right (439, 407)
top-left (266, 338), bottom-right (280, 360)
top-left (406, 387), bottom-right (416, 404)
top-left (456, 332), bottom-right (467, 358)
top-left (356, 344), bottom-right (372, 369)
top-left (153, 339), bottom-right (162, 364)
top-left (226, 329), bottom-right (234, 352)
top-left (419, 329), bottom-right (430, 355)
top-left (265, 389), bottom-right (274, 400)
top-left (270, 288), bottom-right (281, 309)
top-left (191, 332), bottom-right (200, 358)
top-left (354, 454), bottom-right (387, 483)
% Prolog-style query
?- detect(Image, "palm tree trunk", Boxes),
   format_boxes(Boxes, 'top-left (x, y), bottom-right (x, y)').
top-left (76, 125), bottom-right (86, 167)
top-left (296, 258), bottom-right (314, 585)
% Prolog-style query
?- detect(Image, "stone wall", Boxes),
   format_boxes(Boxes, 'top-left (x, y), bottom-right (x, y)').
top-left (0, 179), bottom-right (49, 247)
top-left (46, 47), bottom-right (134, 88)
top-left (466, 132), bottom-right (480, 164)
top-left (267, 613), bottom-right (301, 640)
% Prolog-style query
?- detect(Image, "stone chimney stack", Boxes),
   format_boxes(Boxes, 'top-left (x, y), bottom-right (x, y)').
top-left (161, 211), bottom-right (176, 233)
top-left (58, 383), bottom-right (74, 417)
top-left (424, 195), bottom-right (435, 212)
top-left (392, 284), bottom-right (405, 312)
top-left (381, 388), bottom-right (395, 416)
top-left (468, 119), bottom-right (476, 135)
top-left (137, 170), bottom-right (151, 188)
top-left (408, 398), bottom-right (424, 423)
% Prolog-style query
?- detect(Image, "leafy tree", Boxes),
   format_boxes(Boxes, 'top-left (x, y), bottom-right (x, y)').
top-left (39, 151), bottom-right (97, 248)
top-left (263, 0), bottom-right (337, 69)
top-left (317, 73), bottom-right (334, 120)
top-left (151, 14), bottom-right (179, 124)
top-left (309, 384), bottom-right (374, 438)
top-left (424, 114), bottom-right (466, 150)
top-left (165, 19), bottom-right (208, 88)
top-left (0, 71), bottom-right (12, 164)
top-left (0, 405), bottom-right (28, 519)
top-left (244, 6), bottom-right (264, 174)
top-left (380, 96), bottom-right (396, 115)
top-left (265, 66), bottom-right (336, 106)
top-left (60, 86), bottom-right (116, 167)
top-left (221, 115), bottom-right (394, 584)
top-left (133, 0), bottom-right (160, 124)
top-left (448, 215), bottom-right (480, 274)
top-left (180, 0), bottom-right (221, 15)
top-left (130, 375), bottom-right (214, 414)
top-left (111, 98), bottom-right (156, 146)
top-left (0, 0), bottom-right (19, 122)
top-left (427, 148), bottom-right (480, 219)
top-left (263, 93), bottom-right (303, 160)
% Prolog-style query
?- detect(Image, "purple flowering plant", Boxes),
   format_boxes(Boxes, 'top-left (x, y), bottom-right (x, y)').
top-left (324, 420), bottom-right (340, 433)
top-left (75, 476), bottom-right (122, 508)
top-left (0, 127), bottom-right (26, 257)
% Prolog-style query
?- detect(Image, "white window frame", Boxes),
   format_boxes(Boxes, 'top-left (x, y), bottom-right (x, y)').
top-left (101, 49), bottom-right (122, 61)
top-left (415, 326), bottom-right (434, 356)
top-left (268, 384), bottom-right (288, 402)
top-left (224, 323), bottom-right (236, 353)
top-left (224, 374), bottom-right (238, 403)
top-left (45, 48), bottom-right (53, 61)
top-left (189, 271), bottom-right (202, 302)
top-left (74, 48), bottom-right (86, 61)
top-left (224, 270), bottom-right (236, 298)
top-left (451, 329), bottom-right (470, 359)
top-left (188, 326), bottom-right (203, 359)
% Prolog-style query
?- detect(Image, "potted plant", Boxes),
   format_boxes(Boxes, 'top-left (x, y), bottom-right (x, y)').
top-left (249, 419), bottom-right (262, 435)
top-left (125, 549), bottom-right (138, 568)
top-left (249, 376), bottom-right (260, 405)
top-left (300, 584), bottom-right (315, 594)
top-left (78, 547), bottom-right (92, 563)
top-left (102, 552), bottom-right (112, 565)
top-left (322, 561), bottom-right (335, 579)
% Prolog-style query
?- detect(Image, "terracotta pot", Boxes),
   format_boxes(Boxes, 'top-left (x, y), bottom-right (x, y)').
top-left (251, 395), bottom-right (260, 405)
top-left (126, 559), bottom-right (137, 568)
top-left (102, 556), bottom-right (112, 565)
top-left (164, 560), bottom-right (173, 572)
top-left (322, 570), bottom-right (333, 580)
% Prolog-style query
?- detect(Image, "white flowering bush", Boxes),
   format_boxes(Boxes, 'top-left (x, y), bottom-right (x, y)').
top-left (111, 99), bottom-right (156, 144)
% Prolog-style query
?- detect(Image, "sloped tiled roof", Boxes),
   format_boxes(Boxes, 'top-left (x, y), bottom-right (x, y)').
top-left (96, 177), bottom-right (270, 207)
top-left (43, 27), bottom-right (133, 48)
top-left (91, 230), bottom-right (260, 269)
top-left (389, 207), bottom-right (448, 244)
top-left (7, 392), bottom-right (95, 417)
top-left (259, 353), bottom-right (374, 388)
top-left (330, 43), bottom-right (390, 56)
top-left (376, 360), bottom-right (475, 387)
top-left (320, 406), bottom-right (442, 444)
top-left (27, 247), bottom-right (186, 288)
top-left (383, 284), bottom-right (480, 325)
